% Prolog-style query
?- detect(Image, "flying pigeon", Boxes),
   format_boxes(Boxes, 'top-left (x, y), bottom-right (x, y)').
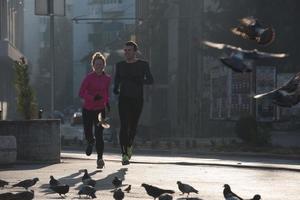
top-left (78, 185), bottom-right (97, 199)
top-left (12, 178), bottom-right (39, 190)
top-left (231, 16), bottom-right (275, 46)
top-left (223, 184), bottom-right (243, 200)
top-left (50, 184), bottom-right (69, 197)
top-left (254, 72), bottom-right (300, 107)
top-left (141, 183), bottom-right (175, 199)
top-left (124, 184), bottom-right (131, 193)
top-left (0, 179), bottom-right (9, 188)
top-left (112, 177), bottom-right (122, 188)
top-left (203, 40), bottom-right (287, 73)
top-left (113, 188), bottom-right (125, 200)
top-left (49, 175), bottom-right (60, 187)
top-left (177, 181), bottom-right (198, 197)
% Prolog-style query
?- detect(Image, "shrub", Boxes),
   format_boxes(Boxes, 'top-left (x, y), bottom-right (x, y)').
top-left (14, 58), bottom-right (38, 119)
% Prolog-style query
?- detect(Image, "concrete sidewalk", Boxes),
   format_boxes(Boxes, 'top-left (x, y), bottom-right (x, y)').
top-left (1, 150), bottom-right (300, 199)
top-left (62, 149), bottom-right (300, 172)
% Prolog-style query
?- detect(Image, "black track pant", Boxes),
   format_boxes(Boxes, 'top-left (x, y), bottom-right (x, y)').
top-left (82, 108), bottom-right (105, 159)
top-left (118, 96), bottom-right (143, 155)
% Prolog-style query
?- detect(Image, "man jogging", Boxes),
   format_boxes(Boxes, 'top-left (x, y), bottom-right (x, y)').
top-left (113, 41), bottom-right (154, 165)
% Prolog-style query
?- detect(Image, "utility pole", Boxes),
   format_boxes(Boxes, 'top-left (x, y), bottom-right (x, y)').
top-left (35, 0), bottom-right (65, 115)
top-left (49, 0), bottom-right (55, 115)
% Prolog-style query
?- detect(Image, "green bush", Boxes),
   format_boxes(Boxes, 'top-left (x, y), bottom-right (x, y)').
top-left (235, 114), bottom-right (271, 146)
top-left (14, 58), bottom-right (38, 119)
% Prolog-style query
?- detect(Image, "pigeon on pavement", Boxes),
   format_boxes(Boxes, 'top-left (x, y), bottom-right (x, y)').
top-left (82, 169), bottom-right (91, 184)
top-left (11, 190), bottom-right (34, 200)
top-left (124, 184), bottom-right (131, 193)
top-left (78, 185), bottom-right (97, 199)
top-left (50, 184), bottom-right (70, 197)
top-left (223, 184), bottom-right (243, 200)
top-left (0, 192), bottom-right (13, 199)
top-left (12, 178), bottom-right (39, 190)
top-left (141, 183), bottom-right (175, 199)
top-left (177, 181), bottom-right (198, 197)
top-left (49, 175), bottom-right (60, 187)
top-left (0, 179), bottom-right (9, 188)
top-left (113, 188), bottom-right (125, 200)
top-left (158, 193), bottom-right (173, 200)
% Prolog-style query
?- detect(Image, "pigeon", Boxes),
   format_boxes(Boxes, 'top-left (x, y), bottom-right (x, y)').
top-left (112, 177), bottom-right (122, 188)
top-left (0, 179), bottom-right (9, 188)
top-left (49, 175), bottom-right (60, 187)
top-left (223, 184), bottom-right (243, 200)
top-left (248, 194), bottom-right (261, 200)
top-left (113, 188), bottom-right (125, 200)
top-left (78, 185), bottom-right (97, 199)
top-left (85, 178), bottom-right (97, 187)
top-left (0, 192), bottom-right (13, 199)
top-left (231, 16), bottom-right (275, 46)
top-left (141, 183), bottom-right (175, 199)
top-left (82, 169), bottom-right (91, 183)
top-left (254, 72), bottom-right (300, 107)
top-left (12, 178), bottom-right (39, 190)
top-left (159, 194), bottom-right (173, 200)
top-left (50, 184), bottom-right (69, 197)
top-left (124, 184), bottom-right (131, 193)
top-left (11, 190), bottom-right (34, 200)
top-left (203, 40), bottom-right (287, 73)
top-left (177, 181), bottom-right (198, 197)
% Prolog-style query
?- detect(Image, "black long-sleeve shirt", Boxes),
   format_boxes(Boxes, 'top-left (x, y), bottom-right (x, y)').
top-left (113, 59), bottom-right (154, 99)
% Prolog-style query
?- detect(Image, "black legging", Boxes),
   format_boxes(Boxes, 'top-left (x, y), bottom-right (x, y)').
top-left (118, 96), bottom-right (143, 155)
top-left (82, 108), bottom-right (105, 159)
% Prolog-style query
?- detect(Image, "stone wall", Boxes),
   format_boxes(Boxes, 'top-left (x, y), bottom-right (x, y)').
top-left (0, 120), bottom-right (60, 163)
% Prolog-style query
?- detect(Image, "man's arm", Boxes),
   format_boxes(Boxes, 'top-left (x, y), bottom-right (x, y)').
top-left (143, 62), bottom-right (154, 85)
top-left (113, 63), bottom-right (120, 94)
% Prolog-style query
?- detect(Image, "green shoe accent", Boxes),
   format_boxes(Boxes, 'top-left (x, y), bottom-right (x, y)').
top-left (127, 146), bottom-right (133, 160)
top-left (122, 155), bottom-right (130, 165)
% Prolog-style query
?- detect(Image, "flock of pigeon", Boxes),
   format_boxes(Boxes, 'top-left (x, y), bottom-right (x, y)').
top-left (204, 16), bottom-right (300, 108)
top-left (0, 174), bottom-right (261, 200)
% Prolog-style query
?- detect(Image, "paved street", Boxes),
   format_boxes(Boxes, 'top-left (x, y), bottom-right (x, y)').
top-left (0, 151), bottom-right (300, 199)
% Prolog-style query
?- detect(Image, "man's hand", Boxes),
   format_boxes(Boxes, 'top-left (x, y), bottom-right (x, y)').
top-left (113, 88), bottom-right (120, 95)
top-left (106, 103), bottom-right (111, 113)
top-left (94, 94), bottom-right (102, 101)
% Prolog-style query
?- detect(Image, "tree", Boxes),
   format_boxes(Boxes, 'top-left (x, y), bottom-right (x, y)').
top-left (14, 57), bottom-right (38, 119)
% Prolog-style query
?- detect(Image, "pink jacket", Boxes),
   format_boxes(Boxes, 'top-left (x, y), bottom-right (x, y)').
top-left (79, 71), bottom-right (111, 110)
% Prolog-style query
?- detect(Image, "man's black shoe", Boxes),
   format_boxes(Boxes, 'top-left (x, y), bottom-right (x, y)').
top-left (85, 143), bottom-right (94, 156)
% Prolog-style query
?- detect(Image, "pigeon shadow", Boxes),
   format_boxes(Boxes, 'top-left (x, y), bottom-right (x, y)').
top-left (74, 167), bottom-right (128, 191)
top-left (39, 169), bottom-right (102, 195)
